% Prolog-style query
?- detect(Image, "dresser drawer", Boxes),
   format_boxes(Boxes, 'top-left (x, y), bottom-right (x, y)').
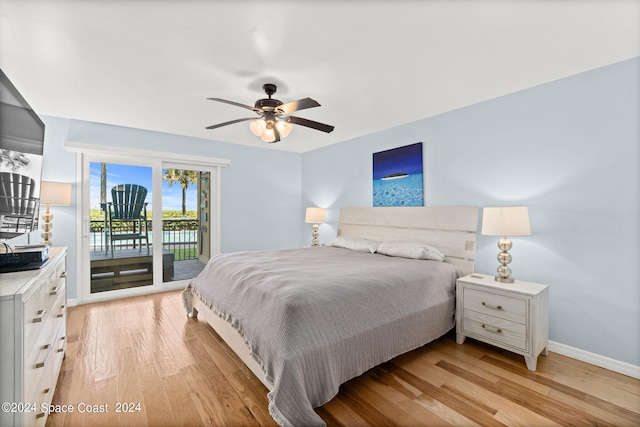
top-left (24, 324), bottom-right (56, 403)
top-left (24, 272), bottom-right (65, 358)
top-left (24, 370), bottom-right (53, 427)
top-left (463, 309), bottom-right (527, 351)
top-left (49, 259), bottom-right (66, 299)
top-left (23, 282), bottom-right (49, 350)
top-left (51, 289), bottom-right (67, 350)
top-left (29, 385), bottom-right (53, 427)
top-left (463, 287), bottom-right (527, 324)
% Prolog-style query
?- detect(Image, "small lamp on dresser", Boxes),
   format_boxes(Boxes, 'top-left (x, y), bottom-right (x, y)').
top-left (305, 207), bottom-right (326, 246)
top-left (40, 181), bottom-right (72, 246)
top-left (481, 206), bottom-right (531, 283)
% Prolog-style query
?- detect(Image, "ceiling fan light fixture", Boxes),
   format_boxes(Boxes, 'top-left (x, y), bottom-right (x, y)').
top-left (252, 118), bottom-right (290, 142)
top-left (207, 83), bottom-right (334, 144)
top-left (276, 120), bottom-right (293, 138)
top-left (249, 119), bottom-right (265, 136)
top-left (260, 123), bottom-right (276, 142)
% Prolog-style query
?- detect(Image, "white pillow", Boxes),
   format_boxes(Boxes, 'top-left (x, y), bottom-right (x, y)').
top-left (331, 236), bottom-right (380, 254)
top-left (377, 241), bottom-right (445, 261)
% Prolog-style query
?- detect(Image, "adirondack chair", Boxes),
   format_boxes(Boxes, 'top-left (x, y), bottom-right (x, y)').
top-left (107, 184), bottom-right (149, 256)
top-left (0, 172), bottom-right (39, 238)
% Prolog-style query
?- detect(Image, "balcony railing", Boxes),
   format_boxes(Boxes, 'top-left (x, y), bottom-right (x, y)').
top-left (90, 218), bottom-right (199, 261)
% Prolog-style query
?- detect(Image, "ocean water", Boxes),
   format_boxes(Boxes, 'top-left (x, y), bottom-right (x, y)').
top-left (373, 173), bottom-right (423, 206)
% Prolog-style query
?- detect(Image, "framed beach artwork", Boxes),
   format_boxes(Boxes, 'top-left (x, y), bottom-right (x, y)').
top-left (372, 142), bottom-right (423, 207)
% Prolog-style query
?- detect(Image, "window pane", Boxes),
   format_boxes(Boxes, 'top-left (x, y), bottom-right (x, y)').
top-left (89, 162), bottom-right (153, 293)
top-left (161, 168), bottom-right (209, 282)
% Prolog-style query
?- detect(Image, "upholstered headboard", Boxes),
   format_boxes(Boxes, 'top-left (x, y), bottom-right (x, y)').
top-left (337, 206), bottom-right (479, 277)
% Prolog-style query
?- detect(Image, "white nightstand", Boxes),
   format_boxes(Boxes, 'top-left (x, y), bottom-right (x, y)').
top-left (456, 273), bottom-right (549, 371)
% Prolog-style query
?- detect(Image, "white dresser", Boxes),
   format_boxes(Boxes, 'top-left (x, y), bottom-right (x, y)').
top-left (0, 247), bottom-right (67, 427)
top-left (456, 273), bottom-right (548, 371)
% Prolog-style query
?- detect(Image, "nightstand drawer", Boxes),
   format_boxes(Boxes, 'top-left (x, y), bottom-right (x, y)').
top-left (463, 310), bottom-right (527, 351)
top-left (464, 288), bottom-right (527, 324)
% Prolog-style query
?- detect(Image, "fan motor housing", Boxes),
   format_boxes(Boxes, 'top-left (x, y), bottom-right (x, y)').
top-left (255, 98), bottom-right (283, 111)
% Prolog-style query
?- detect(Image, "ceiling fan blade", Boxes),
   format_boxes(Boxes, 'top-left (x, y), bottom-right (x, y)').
top-left (275, 97), bottom-right (320, 115)
top-left (207, 97), bottom-right (261, 112)
top-left (286, 116), bottom-right (335, 133)
top-left (205, 117), bottom-right (255, 130)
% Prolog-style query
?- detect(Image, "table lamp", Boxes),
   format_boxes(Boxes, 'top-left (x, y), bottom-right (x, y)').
top-left (40, 181), bottom-right (72, 246)
top-left (481, 206), bottom-right (531, 283)
top-left (305, 207), bottom-right (326, 246)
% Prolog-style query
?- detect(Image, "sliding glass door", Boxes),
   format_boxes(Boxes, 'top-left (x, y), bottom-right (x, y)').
top-left (77, 151), bottom-right (223, 304)
top-left (160, 166), bottom-right (212, 283)
top-left (88, 161), bottom-right (154, 294)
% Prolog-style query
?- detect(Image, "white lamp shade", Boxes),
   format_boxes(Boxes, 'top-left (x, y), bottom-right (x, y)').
top-left (250, 119), bottom-right (265, 136)
top-left (482, 206), bottom-right (531, 236)
top-left (40, 181), bottom-right (72, 206)
top-left (250, 119), bottom-right (292, 141)
top-left (261, 132), bottom-right (274, 142)
top-left (276, 120), bottom-right (293, 137)
top-left (305, 207), bottom-right (326, 224)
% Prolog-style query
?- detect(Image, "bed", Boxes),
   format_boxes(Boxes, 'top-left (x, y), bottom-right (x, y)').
top-left (182, 206), bottom-right (479, 426)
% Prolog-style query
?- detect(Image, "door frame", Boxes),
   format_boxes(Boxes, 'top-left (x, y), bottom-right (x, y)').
top-left (66, 141), bottom-right (229, 305)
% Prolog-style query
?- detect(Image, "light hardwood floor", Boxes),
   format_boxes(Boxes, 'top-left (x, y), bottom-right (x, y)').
top-left (46, 290), bottom-right (640, 426)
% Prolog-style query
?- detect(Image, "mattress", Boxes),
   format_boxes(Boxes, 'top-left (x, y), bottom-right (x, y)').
top-left (183, 245), bottom-right (458, 426)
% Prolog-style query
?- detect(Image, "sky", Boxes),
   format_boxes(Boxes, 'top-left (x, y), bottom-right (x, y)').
top-left (89, 162), bottom-right (198, 212)
top-left (372, 142), bottom-right (423, 180)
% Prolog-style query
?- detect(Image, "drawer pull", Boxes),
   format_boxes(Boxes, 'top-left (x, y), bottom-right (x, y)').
top-left (36, 412), bottom-right (46, 419)
top-left (44, 388), bottom-right (50, 394)
top-left (33, 309), bottom-right (45, 322)
top-left (35, 361), bottom-right (45, 368)
top-left (57, 348), bottom-right (64, 353)
top-left (43, 344), bottom-right (51, 350)
top-left (57, 313), bottom-right (64, 318)
top-left (50, 286), bottom-right (58, 295)
top-left (482, 302), bottom-right (503, 310)
top-left (60, 272), bottom-right (67, 278)
top-left (482, 324), bottom-right (503, 334)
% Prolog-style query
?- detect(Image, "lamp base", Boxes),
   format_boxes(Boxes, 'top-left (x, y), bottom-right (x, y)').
top-left (41, 204), bottom-right (53, 246)
top-left (311, 224), bottom-right (319, 247)
top-left (494, 237), bottom-right (515, 283)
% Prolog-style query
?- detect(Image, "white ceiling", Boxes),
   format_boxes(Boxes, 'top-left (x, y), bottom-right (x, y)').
top-left (1, 1), bottom-right (638, 153)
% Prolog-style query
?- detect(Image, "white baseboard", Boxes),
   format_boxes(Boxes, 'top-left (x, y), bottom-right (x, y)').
top-left (67, 298), bottom-right (78, 307)
top-left (548, 340), bottom-right (640, 379)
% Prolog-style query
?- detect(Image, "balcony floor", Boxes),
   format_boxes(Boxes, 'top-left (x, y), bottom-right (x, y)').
top-left (172, 258), bottom-right (206, 281)
top-left (90, 248), bottom-right (206, 293)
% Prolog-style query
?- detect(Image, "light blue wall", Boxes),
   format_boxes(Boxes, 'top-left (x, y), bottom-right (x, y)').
top-left (30, 118), bottom-right (302, 300)
top-left (301, 58), bottom-right (640, 366)
top-left (10, 58), bottom-right (637, 368)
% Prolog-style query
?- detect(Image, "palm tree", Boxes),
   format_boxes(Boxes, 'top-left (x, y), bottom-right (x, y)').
top-left (0, 149), bottom-right (30, 171)
top-left (163, 169), bottom-right (198, 215)
top-left (100, 163), bottom-right (106, 207)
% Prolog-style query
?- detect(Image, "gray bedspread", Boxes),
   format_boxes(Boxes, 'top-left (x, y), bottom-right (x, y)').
top-left (182, 246), bottom-right (458, 426)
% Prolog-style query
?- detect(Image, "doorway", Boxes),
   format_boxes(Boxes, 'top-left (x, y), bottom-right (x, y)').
top-left (74, 146), bottom-right (226, 305)
top-left (160, 167), bottom-right (212, 283)
top-left (88, 162), bottom-right (154, 294)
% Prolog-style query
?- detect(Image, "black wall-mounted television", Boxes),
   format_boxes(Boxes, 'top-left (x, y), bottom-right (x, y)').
top-left (0, 69), bottom-right (45, 241)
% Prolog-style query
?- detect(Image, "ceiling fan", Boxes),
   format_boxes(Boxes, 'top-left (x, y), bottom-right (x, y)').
top-left (206, 83), bottom-right (334, 143)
